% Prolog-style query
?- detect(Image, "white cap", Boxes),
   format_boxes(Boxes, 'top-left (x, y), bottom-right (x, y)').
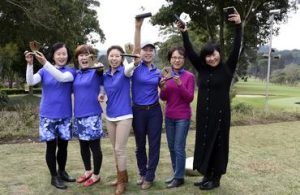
top-left (141, 41), bottom-right (155, 49)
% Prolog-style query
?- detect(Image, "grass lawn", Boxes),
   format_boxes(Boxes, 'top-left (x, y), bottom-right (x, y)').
top-left (234, 78), bottom-right (300, 111)
top-left (0, 121), bottom-right (299, 195)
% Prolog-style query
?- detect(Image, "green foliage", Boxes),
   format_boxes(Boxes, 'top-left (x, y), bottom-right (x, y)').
top-left (5, 94), bottom-right (40, 111)
top-left (0, 43), bottom-right (20, 88)
top-left (152, 0), bottom-right (296, 79)
top-left (232, 102), bottom-right (254, 114)
top-left (270, 64), bottom-right (300, 85)
top-left (0, 90), bottom-right (9, 108)
top-left (0, 88), bottom-right (41, 95)
top-left (0, 0), bottom-right (105, 84)
top-left (0, 105), bottom-right (39, 139)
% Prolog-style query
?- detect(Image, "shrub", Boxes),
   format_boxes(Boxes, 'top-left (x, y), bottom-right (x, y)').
top-left (232, 102), bottom-right (254, 114)
top-left (0, 88), bottom-right (42, 95)
top-left (0, 90), bottom-right (9, 107)
top-left (0, 104), bottom-right (39, 139)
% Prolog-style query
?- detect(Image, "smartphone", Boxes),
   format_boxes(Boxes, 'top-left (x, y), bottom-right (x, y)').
top-left (174, 14), bottom-right (186, 28)
top-left (135, 12), bottom-right (152, 19)
top-left (223, 6), bottom-right (235, 21)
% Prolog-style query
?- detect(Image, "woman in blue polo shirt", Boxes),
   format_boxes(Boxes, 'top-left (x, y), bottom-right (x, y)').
top-left (98, 45), bottom-right (132, 195)
top-left (125, 18), bottom-right (163, 190)
top-left (26, 43), bottom-right (76, 190)
top-left (72, 45), bottom-right (104, 187)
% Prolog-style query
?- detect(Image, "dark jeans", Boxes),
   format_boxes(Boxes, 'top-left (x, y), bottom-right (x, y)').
top-left (132, 103), bottom-right (163, 182)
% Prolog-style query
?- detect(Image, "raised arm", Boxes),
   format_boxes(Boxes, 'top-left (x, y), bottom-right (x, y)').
top-left (34, 51), bottom-right (74, 82)
top-left (177, 22), bottom-right (202, 72)
top-left (133, 18), bottom-right (143, 56)
top-left (25, 51), bottom-right (41, 86)
top-left (225, 9), bottom-right (242, 73)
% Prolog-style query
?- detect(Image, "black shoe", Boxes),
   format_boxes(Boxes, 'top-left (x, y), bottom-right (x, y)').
top-left (51, 176), bottom-right (67, 189)
top-left (194, 176), bottom-right (209, 186)
top-left (167, 178), bottom-right (184, 188)
top-left (199, 180), bottom-right (220, 190)
top-left (58, 170), bottom-right (76, 182)
top-left (165, 177), bottom-right (174, 184)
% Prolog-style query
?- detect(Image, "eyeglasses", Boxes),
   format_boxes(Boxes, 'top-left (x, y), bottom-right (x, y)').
top-left (171, 56), bottom-right (184, 60)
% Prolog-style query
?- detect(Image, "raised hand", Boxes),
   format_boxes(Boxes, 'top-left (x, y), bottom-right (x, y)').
top-left (176, 21), bottom-right (187, 32)
top-left (133, 53), bottom-right (141, 66)
top-left (228, 8), bottom-right (241, 24)
top-left (34, 51), bottom-right (47, 65)
top-left (135, 17), bottom-right (144, 29)
top-left (24, 51), bottom-right (34, 65)
top-left (173, 75), bottom-right (182, 86)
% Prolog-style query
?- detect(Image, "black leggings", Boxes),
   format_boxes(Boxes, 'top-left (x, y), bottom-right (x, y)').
top-left (79, 139), bottom-right (102, 175)
top-left (46, 138), bottom-right (68, 176)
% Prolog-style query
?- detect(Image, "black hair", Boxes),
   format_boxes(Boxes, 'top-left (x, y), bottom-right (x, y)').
top-left (106, 45), bottom-right (125, 61)
top-left (200, 41), bottom-right (221, 65)
top-left (48, 42), bottom-right (72, 64)
top-left (167, 46), bottom-right (186, 61)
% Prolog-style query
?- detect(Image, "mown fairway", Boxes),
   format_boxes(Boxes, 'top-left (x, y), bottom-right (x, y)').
top-left (234, 78), bottom-right (300, 111)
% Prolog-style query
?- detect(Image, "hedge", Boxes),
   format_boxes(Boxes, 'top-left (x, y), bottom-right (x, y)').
top-left (0, 88), bottom-right (42, 95)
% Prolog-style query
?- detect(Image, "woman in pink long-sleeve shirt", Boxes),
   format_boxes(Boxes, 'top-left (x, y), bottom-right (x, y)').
top-left (159, 47), bottom-right (195, 188)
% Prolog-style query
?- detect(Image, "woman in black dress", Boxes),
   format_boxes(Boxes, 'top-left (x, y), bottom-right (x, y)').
top-left (177, 9), bottom-right (242, 190)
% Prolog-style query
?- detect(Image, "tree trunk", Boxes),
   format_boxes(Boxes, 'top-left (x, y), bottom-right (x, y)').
top-left (28, 86), bottom-right (33, 96)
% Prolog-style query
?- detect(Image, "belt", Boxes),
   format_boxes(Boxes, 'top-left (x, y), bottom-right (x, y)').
top-left (133, 101), bottom-right (159, 110)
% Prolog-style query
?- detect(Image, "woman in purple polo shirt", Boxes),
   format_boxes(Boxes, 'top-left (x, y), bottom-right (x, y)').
top-left (73, 45), bottom-right (104, 187)
top-left (125, 18), bottom-right (163, 190)
top-left (26, 43), bottom-right (76, 189)
top-left (98, 45), bottom-right (132, 195)
top-left (160, 47), bottom-right (195, 188)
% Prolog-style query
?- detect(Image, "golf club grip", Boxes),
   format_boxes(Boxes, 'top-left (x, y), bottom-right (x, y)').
top-left (121, 54), bottom-right (139, 58)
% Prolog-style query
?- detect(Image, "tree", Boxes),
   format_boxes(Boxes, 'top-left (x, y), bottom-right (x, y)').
top-left (151, 0), bottom-right (297, 79)
top-left (0, 43), bottom-right (20, 88)
top-left (0, 0), bottom-right (105, 86)
top-left (271, 64), bottom-right (300, 85)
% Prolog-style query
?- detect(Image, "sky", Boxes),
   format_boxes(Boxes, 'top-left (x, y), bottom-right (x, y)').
top-left (95, 0), bottom-right (300, 51)
top-left (96, 0), bottom-right (166, 50)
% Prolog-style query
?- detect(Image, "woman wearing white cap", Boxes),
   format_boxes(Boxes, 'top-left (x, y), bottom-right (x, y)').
top-left (125, 18), bottom-right (163, 190)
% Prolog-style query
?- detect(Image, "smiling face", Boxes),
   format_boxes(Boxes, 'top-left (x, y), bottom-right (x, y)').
top-left (53, 47), bottom-right (68, 66)
top-left (205, 50), bottom-right (221, 67)
top-left (108, 48), bottom-right (122, 69)
top-left (141, 46), bottom-right (155, 64)
top-left (170, 50), bottom-right (185, 71)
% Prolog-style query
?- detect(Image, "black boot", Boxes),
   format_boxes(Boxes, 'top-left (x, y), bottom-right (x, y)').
top-left (199, 174), bottom-right (221, 190)
top-left (167, 178), bottom-right (184, 188)
top-left (51, 176), bottom-right (67, 189)
top-left (58, 170), bottom-right (76, 182)
top-left (194, 176), bottom-right (209, 186)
